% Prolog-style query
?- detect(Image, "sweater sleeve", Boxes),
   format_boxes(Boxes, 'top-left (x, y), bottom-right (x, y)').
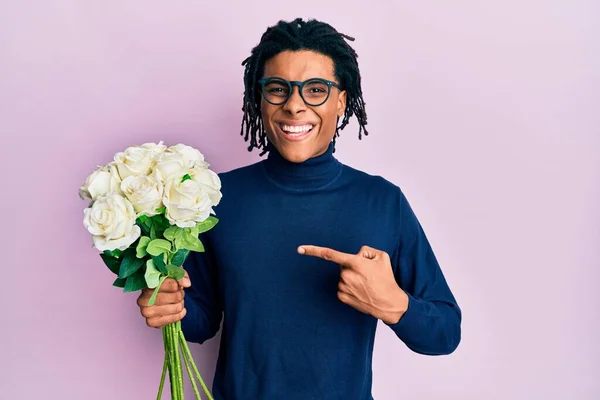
top-left (385, 190), bottom-right (462, 355)
top-left (180, 232), bottom-right (223, 344)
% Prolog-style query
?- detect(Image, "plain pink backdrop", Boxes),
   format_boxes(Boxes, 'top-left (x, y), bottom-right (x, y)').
top-left (1, 1), bottom-right (598, 399)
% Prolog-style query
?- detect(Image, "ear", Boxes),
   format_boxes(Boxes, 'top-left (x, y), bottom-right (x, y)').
top-left (337, 90), bottom-right (347, 118)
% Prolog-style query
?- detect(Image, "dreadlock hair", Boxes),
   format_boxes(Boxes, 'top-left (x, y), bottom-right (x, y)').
top-left (240, 18), bottom-right (368, 155)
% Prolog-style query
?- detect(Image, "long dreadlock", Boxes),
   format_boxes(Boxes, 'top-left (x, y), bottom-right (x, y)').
top-left (240, 18), bottom-right (368, 155)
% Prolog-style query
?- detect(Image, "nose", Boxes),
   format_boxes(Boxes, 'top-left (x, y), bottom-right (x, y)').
top-left (282, 86), bottom-right (306, 115)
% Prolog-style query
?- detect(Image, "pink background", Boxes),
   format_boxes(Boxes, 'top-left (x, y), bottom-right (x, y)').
top-left (1, 1), bottom-right (598, 399)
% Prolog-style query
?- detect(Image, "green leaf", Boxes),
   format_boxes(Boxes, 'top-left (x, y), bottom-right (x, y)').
top-left (191, 216), bottom-right (219, 236)
top-left (155, 206), bottom-right (166, 214)
top-left (163, 226), bottom-right (181, 241)
top-left (186, 231), bottom-right (205, 252)
top-left (136, 236), bottom-right (152, 258)
top-left (175, 230), bottom-right (204, 252)
top-left (124, 269), bottom-right (146, 293)
top-left (138, 215), bottom-right (149, 224)
top-left (103, 249), bottom-right (122, 258)
top-left (181, 174), bottom-right (192, 183)
top-left (144, 259), bottom-right (163, 289)
top-left (151, 213), bottom-right (168, 225)
top-left (171, 249), bottom-right (189, 267)
top-left (167, 264), bottom-right (185, 280)
top-left (135, 221), bottom-right (150, 235)
top-left (113, 277), bottom-right (126, 288)
top-left (152, 254), bottom-right (168, 275)
top-left (119, 251), bottom-right (145, 279)
top-left (175, 234), bottom-right (185, 251)
top-left (146, 239), bottom-right (171, 256)
top-left (150, 221), bottom-right (157, 240)
top-left (150, 214), bottom-right (171, 238)
top-left (100, 253), bottom-right (120, 275)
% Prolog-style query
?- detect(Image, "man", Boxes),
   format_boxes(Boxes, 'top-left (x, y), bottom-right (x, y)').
top-left (137, 18), bottom-right (461, 399)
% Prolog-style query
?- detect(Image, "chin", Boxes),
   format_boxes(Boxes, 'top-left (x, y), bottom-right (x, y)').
top-left (272, 142), bottom-right (314, 163)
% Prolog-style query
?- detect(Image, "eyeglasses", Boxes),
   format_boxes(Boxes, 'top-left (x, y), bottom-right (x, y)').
top-left (258, 77), bottom-right (342, 107)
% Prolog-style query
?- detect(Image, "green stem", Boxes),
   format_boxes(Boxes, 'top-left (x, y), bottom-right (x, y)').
top-left (179, 330), bottom-right (202, 399)
top-left (171, 323), bottom-right (184, 400)
top-left (157, 326), bottom-right (169, 400)
top-left (168, 324), bottom-right (182, 400)
top-left (179, 327), bottom-right (214, 400)
top-left (166, 324), bottom-right (177, 400)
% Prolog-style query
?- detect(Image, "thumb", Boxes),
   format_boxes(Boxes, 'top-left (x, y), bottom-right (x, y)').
top-left (178, 270), bottom-right (191, 289)
top-left (358, 245), bottom-right (384, 260)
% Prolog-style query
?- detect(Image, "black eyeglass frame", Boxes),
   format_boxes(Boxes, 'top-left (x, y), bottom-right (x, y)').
top-left (258, 77), bottom-right (343, 107)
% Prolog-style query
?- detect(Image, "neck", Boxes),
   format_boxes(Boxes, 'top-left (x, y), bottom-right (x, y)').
top-left (262, 142), bottom-right (342, 191)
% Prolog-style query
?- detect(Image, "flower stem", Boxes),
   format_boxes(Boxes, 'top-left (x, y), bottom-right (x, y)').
top-left (179, 332), bottom-right (202, 399)
top-left (157, 326), bottom-right (169, 400)
top-left (179, 328), bottom-right (214, 400)
top-left (157, 322), bottom-right (212, 400)
top-left (169, 323), bottom-right (184, 400)
top-left (165, 324), bottom-right (176, 400)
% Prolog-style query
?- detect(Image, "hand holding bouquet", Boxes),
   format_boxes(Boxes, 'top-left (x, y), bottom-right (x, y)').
top-left (79, 141), bottom-right (220, 400)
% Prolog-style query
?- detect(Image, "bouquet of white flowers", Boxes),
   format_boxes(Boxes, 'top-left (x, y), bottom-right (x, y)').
top-left (79, 141), bottom-right (220, 400)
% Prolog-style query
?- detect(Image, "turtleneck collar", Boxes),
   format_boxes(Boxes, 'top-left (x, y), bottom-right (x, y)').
top-left (261, 142), bottom-right (342, 191)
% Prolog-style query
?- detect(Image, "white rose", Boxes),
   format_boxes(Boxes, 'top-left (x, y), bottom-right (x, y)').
top-left (167, 144), bottom-right (208, 168)
top-left (120, 172), bottom-right (164, 217)
top-left (163, 174), bottom-right (213, 228)
top-left (154, 152), bottom-right (188, 182)
top-left (78, 163), bottom-right (122, 200)
top-left (83, 193), bottom-right (141, 251)
top-left (108, 162), bottom-right (122, 183)
top-left (140, 141), bottom-right (167, 157)
top-left (190, 165), bottom-right (222, 206)
top-left (113, 145), bottom-right (154, 179)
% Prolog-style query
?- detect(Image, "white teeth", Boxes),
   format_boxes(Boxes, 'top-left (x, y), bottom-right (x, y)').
top-left (280, 124), bottom-right (313, 134)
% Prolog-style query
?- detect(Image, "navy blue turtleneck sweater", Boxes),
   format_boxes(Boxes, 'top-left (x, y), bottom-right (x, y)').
top-left (181, 143), bottom-right (461, 399)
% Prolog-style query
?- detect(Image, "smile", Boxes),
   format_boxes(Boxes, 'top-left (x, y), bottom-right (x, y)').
top-left (277, 123), bottom-right (315, 141)
top-left (279, 124), bottom-right (314, 134)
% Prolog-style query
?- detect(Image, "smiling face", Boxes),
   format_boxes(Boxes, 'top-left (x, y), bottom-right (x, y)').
top-left (260, 50), bottom-right (347, 163)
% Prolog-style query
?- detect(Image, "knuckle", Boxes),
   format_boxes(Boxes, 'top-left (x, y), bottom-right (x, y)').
top-left (340, 269), bottom-right (351, 281)
top-left (158, 292), bottom-right (174, 305)
top-left (152, 293), bottom-right (164, 305)
top-left (137, 291), bottom-right (150, 306)
top-left (161, 280), bottom-right (175, 292)
top-left (142, 307), bottom-right (156, 318)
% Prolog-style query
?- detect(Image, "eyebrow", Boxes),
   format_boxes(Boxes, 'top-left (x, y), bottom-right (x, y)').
top-left (263, 76), bottom-right (339, 83)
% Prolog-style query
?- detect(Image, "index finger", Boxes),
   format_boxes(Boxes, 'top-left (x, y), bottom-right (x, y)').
top-left (297, 245), bottom-right (354, 267)
top-left (160, 277), bottom-right (182, 293)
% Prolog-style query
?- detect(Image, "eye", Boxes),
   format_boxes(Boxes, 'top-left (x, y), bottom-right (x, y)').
top-left (264, 81), bottom-right (289, 97)
top-left (268, 87), bottom-right (288, 94)
top-left (303, 81), bottom-right (329, 98)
